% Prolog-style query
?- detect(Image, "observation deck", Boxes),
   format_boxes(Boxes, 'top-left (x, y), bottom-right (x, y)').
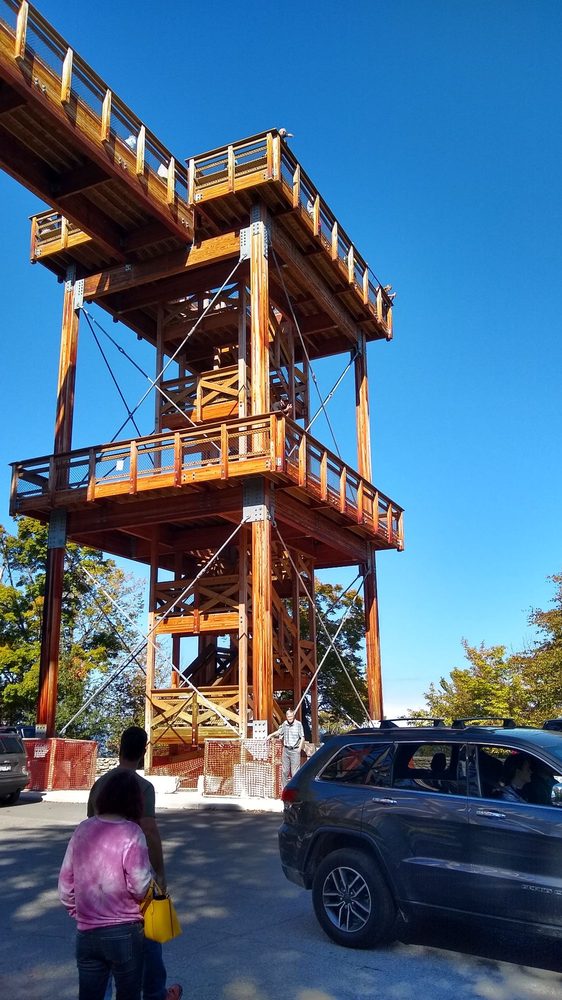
top-left (0, 2), bottom-right (392, 363)
top-left (10, 413), bottom-right (404, 570)
top-left (0, 0), bottom-right (193, 263)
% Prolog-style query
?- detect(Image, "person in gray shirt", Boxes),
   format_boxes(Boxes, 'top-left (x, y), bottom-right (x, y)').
top-left (269, 709), bottom-right (305, 787)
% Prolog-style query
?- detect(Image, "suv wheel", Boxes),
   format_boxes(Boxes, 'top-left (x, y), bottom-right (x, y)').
top-left (312, 848), bottom-right (395, 948)
top-left (0, 790), bottom-right (21, 806)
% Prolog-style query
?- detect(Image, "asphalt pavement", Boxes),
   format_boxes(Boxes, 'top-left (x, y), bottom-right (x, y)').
top-left (0, 792), bottom-right (561, 1000)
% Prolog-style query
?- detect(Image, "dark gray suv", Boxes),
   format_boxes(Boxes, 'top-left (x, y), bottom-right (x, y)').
top-left (0, 728), bottom-right (29, 805)
top-left (278, 720), bottom-right (562, 948)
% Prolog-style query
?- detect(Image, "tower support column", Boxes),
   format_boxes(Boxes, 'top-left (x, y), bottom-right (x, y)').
top-left (354, 332), bottom-right (383, 720)
top-left (37, 269), bottom-right (80, 736)
top-left (248, 201), bottom-right (273, 729)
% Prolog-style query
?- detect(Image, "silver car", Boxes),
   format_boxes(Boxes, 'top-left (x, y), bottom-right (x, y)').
top-left (0, 728), bottom-right (29, 805)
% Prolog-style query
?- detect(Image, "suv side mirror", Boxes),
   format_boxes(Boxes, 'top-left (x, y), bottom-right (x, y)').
top-left (551, 782), bottom-right (562, 807)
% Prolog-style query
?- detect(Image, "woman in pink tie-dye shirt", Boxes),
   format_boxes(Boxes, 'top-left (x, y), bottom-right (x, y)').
top-left (59, 769), bottom-right (152, 1000)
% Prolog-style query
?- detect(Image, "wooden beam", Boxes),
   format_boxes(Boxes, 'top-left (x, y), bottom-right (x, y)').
top-left (121, 220), bottom-right (174, 252)
top-left (67, 486), bottom-right (244, 535)
top-left (0, 123), bottom-right (125, 262)
top-left (82, 231), bottom-right (240, 301)
top-left (275, 491), bottom-right (369, 564)
top-left (0, 82), bottom-right (26, 115)
top-left (52, 162), bottom-right (112, 199)
top-left (50, 191), bottom-right (125, 256)
top-left (107, 259), bottom-right (241, 315)
top-left (271, 221), bottom-right (358, 343)
top-left (0, 36), bottom-right (194, 241)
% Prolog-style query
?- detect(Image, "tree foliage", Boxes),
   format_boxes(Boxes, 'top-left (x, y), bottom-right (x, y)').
top-left (0, 518), bottom-right (146, 749)
top-left (311, 581), bottom-right (369, 733)
top-left (412, 573), bottom-right (562, 727)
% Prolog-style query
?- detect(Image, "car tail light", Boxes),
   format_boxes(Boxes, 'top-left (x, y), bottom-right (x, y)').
top-left (281, 786), bottom-right (301, 804)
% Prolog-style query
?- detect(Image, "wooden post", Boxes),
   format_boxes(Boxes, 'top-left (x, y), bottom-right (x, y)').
top-left (307, 558), bottom-right (319, 743)
top-left (154, 306), bottom-right (164, 437)
top-left (250, 481), bottom-right (273, 729)
top-left (250, 203), bottom-right (270, 416)
top-left (54, 270), bottom-right (80, 456)
top-left (37, 269), bottom-right (80, 736)
top-left (171, 550), bottom-right (183, 688)
top-left (238, 282), bottom-right (247, 422)
top-left (36, 525), bottom-right (66, 736)
top-left (144, 530), bottom-right (160, 769)
top-left (354, 332), bottom-right (382, 720)
top-left (238, 525), bottom-right (249, 737)
top-left (292, 567), bottom-right (302, 711)
top-left (249, 203), bottom-right (273, 729)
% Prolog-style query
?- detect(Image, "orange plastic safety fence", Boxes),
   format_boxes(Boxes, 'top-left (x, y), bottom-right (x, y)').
top-left (23, 738), bottom-right (97, 791)
top-left (203, 739), bottom-right (283, 798)
top-left (151, 755), bottom-right (204, 789)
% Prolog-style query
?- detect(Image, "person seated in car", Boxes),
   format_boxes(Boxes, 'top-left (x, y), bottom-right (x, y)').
top-left (501, 752), bottom-right (533, 802)
top-left (526, 761), bottom-right (556, 805)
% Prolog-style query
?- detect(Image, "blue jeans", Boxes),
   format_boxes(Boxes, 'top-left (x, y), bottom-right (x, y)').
top-left (76, 922), bottom-right (144, 1000)
top-left (103, 935), bottom-right (167, 1000)
top-left (142, 938), bottom-right (167, 1000)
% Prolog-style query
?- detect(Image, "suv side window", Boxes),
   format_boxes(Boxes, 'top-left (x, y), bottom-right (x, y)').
top-left (474, 744), bottom-right (557, 806)
top-left (319, 742), bottom-right (393, 787)
top-left (392, 742), bottom-right (467, 796)
top-left (0, 736), bottom-right (24, 754)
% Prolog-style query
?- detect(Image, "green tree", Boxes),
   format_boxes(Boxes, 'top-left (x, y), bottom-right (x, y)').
top-left (413, 641), bottom-right (528, 724)
top-left (311, 581), bottom-right (369, 733)
top-left (412, 572), bottom-right (562, 727)
top-left (0, 518), bottom-right (145, 747)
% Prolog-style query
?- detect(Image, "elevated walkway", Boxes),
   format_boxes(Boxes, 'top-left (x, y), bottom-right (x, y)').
top-left (10, 413), bottom-right (404, 565)
top-left (0, 0), bottom-right (193, 264)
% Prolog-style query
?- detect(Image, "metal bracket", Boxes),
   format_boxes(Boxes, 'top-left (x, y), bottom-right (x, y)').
top-left (243, 479), bottom-right (275, 523)
top-left (47, 510), bottom-right (67, 549)
top-left (239, 207), bottom-right (271, 260)
top-left (239, 226), bottom-right (251, 261)
top-left (64, 265), bottom-right (76, 293)
top-left (73, 278), bottom-right (84, 312)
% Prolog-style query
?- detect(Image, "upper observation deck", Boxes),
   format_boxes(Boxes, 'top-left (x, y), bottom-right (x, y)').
top-left (29, 130), bottom-right (394, 360)
top-left (0, 0), bottom-right (193, 262)
top-left (0, 3), bottom-right (393, 363)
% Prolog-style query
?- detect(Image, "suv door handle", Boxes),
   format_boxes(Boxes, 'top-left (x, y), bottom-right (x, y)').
top-left (475, 808), bottom-right (506, 819)
top-left (371, 797), bottom-right (397, 805)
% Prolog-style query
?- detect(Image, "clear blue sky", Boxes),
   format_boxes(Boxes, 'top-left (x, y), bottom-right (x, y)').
top-left (1, 0), bottom-right (561, 716)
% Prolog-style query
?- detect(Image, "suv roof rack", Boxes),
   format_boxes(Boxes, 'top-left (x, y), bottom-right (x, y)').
top-left (451, 717), bottom-right (516, 730)
top-left (379, 717), bottom-right (447, 729)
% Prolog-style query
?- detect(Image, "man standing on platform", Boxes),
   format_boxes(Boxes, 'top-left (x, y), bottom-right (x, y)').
top-left (87, 726), bottom-right (182, 1000)
top-left (269, 708), bottom-right (305, 787)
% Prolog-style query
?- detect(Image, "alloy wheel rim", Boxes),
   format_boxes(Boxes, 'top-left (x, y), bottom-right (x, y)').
top-left (322, 865), bottom-right (372, 932)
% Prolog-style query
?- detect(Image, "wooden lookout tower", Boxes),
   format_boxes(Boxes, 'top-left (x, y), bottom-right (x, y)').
top-left (1, 1), bottom-right (404, 766)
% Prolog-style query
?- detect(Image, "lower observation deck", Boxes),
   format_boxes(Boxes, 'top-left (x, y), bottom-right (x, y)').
top-left (10, 413), bottom-right (404, 568)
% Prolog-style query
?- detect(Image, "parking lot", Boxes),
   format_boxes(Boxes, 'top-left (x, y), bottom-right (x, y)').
top-left (0, 794), bottom-right (561, 1000)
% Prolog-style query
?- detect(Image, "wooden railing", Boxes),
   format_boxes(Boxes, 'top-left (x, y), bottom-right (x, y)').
top-left (30, 211), bottom-right (87, 259)
top-left (160, 365), bottom-right (242, 425)
top-left (189, 130), bottom-right (394, 331)
top-left (10, 414), bottom-right (404, 548)
top-left (0, 0), bottom-right (191, 228)
top-left (154, 575), bottom-right (240, 635)
top-left (151, 685), bottom-right (246, 745)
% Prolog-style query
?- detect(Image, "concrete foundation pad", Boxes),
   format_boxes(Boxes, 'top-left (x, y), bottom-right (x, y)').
top-left (41, 787), bottom-right (283, 812)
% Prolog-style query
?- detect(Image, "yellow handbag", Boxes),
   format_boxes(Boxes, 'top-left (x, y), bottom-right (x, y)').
top-left (141, 883), bottom-right (182, 943)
